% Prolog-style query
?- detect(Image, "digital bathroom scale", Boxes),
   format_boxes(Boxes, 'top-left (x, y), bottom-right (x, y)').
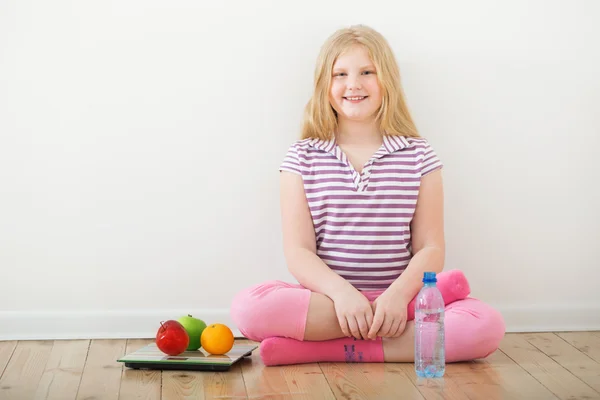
top-left (117, 342), bottom-right (258, 372)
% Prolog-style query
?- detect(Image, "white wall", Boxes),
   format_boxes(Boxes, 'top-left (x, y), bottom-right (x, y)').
top-left (1, 0), bottom-right (599, 340)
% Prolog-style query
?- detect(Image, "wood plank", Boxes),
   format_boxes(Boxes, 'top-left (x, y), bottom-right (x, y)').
top-left (446, 350), bottom-right (559, 399)
top-left (0, 341), bottom-right (17, 378)
top-left (75, 339), bottom-right (127, 400)
top-left (524, 333), bottom-right (600, 393)
top-left (321, 362), bottom-right (424, 400)
top-left (2, 332), bottom-right (598, 399)
top-left (500, 333), bottom-right (599, 400)
top-left (203, 363), bottom-right (248, 400)
top-left (443, 359), bottom-right (506, 400)
top-left (282, 363), bottom-right (336, 400)
top-left (119, 339), bottom-right (161, 400)
top-left (0, 340), bottom-right (54, 400)
top-left (33, 339), bottom-right (90, 400)
top-left (556, 332), bottom-right (600, 364)
top-left (398, 363), bottom-right (469, 400)
top-left (162, 370), bottom-right (205, 400)
top-left (319, 362), bottom-right (376, 400)
top-left (240, 340), bottom-right (294, 399)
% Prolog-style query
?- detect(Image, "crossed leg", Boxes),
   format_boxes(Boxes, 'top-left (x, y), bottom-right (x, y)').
top-left (230, 270), bottom-right (505, 366)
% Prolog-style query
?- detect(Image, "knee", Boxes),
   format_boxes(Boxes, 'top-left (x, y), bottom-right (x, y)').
top-left (475, 303), bottom-right (506, 357)
top-left (230, 280), bottom-right (307, 341)
top-left (445, 298), bottom-right (506, 362)
top-left (230, 280), bottom-right (279, 340)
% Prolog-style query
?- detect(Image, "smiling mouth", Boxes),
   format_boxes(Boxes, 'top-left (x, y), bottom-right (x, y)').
top-left (344, 96), bottom-right (367, 101)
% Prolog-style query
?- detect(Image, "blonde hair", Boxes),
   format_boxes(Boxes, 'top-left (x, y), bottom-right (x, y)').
top-left (301, 25), bottom-right (420, 140)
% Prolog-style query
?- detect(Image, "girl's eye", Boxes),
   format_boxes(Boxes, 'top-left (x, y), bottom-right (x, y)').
top-left (332, 71), bottom-right (374, 77)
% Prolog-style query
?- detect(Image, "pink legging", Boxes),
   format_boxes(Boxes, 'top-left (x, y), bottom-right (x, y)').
top-left (230, 279), bottom-right (506, 363)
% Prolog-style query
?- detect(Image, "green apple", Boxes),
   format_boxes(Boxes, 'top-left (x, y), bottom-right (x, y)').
top-left (177, 314), bottom-right (207, 351)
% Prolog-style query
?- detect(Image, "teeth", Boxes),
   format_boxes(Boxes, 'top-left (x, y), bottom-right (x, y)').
top-left (346, 96), bottom-right (365, 101)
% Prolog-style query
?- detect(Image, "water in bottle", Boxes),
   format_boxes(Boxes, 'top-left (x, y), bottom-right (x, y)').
top-left (414, 271), bottom-right (445, 378)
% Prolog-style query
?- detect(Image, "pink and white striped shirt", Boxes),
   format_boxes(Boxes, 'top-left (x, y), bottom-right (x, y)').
top-left (279, 135), bottom-right (443, 290)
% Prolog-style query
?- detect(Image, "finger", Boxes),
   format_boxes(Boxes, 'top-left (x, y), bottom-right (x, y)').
top-left (357, 314), bottom-right (370, 340)
top-left (380, 317), bottom-right (394, 337)
top-left (389, 318), bottom-right (402, 338)
top-left (395, 318), bottom-right (407, 337)
top-left (365, 309), bottom-right (374, 339)
top-left (368, 308), bottom-right (384, 339)
top-left (347, 317), bottom-right (361, 340)
top-left (338, 315), bottom-right (350, 337)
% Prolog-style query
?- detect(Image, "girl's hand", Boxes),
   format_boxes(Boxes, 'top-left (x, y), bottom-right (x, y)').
top-left (367, 287), bottom-right (408, 339)
top-left (331, 287), bottom-right (374, 340)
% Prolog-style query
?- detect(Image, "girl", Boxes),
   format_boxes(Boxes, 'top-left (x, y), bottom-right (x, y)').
top-left (230, 25), bottom-right (505, 366)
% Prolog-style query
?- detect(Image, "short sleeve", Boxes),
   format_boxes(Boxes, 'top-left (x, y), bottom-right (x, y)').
top-left (420, 140), bottom-right (443, 177)
top-left (279, 144), bottom-right (302, 175)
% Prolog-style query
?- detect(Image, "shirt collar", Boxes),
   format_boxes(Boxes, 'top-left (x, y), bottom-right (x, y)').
top-left (308, 134), bottom-right (409, 156)
top-left (308, 137), bottom-right (337, 153)
top-left (382, 135), bottom-right (409, 153)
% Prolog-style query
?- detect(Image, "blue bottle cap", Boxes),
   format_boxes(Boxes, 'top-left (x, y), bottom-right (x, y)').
top-left (422, 272), bottom-right (437, 283)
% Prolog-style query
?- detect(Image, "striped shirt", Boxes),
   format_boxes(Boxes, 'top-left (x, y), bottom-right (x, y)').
top-left (279, 134), bottom-right (443, 290)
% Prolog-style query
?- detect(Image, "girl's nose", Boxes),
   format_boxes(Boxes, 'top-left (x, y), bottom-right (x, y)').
top-left (347, 75), bottom-right (362, 90)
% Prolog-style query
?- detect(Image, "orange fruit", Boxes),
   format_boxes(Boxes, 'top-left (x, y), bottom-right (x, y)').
top-left (200, 323), bottom-right (234, 355)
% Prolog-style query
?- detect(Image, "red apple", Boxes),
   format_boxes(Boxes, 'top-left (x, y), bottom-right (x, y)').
top-left (156, 320), bottom-right (189, 356)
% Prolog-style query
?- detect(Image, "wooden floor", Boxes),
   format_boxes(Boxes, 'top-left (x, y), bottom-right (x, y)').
top-left (1, 332), bottom-right (599, 399)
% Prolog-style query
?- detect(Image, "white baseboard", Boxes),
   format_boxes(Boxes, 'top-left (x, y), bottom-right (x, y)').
top-left (494, 304), bottom-right (600, 333)
top-left (0, 309), bottom-right (241, 341)
top-left (0, 305), bottom-right (598, 341)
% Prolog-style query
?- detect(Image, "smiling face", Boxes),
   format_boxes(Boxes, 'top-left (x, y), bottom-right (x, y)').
top-left (329, 45), bottom-right (383, 125)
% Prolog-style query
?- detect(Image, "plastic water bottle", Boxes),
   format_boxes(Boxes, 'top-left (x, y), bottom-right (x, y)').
top-left (414, 271), bottom-right (445, 378)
